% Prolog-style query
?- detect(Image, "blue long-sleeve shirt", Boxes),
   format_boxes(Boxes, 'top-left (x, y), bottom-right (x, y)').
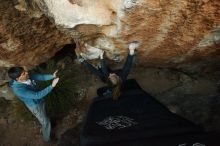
top-left (9, 74), bottom-right (54, 108)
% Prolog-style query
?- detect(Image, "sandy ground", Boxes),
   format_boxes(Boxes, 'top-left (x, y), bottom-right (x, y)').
top-left (1, 64), bottom-right (220, 146)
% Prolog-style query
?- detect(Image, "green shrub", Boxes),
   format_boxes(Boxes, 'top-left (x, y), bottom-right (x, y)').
top-left (37, 60), bottom-right (80, 119)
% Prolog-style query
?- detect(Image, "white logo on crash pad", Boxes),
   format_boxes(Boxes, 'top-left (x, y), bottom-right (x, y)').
top-left (96, 116), bottom-right (137, 130)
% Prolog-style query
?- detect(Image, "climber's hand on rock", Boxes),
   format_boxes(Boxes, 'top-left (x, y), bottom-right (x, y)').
top-left (100, 50), bottom-right (104, 59)
top-left (129, 41), bottom-right (139, 55)
top-left (78, 53), bottom-right (87, 63)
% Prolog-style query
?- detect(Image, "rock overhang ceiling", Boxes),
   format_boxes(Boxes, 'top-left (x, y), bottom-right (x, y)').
top-left (0, 0), bottom-right (220, 73)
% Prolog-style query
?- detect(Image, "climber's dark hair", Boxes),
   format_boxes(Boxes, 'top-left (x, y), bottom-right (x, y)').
top-left (8, 67), bottom-right (24, 80)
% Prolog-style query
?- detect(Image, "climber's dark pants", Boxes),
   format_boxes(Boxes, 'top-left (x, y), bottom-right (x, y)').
top-left (81, 54), bottom-right (134, 83)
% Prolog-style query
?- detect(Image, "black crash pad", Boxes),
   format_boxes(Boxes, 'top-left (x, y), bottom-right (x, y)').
top-left (80, 79), bottom-right (220, 146)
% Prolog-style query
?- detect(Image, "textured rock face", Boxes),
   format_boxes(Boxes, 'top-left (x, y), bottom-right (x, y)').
top-left (0, 68), bottom-right (14, 100)
top-left (0, 0), bottom-right (71, 68)
top-left (1, 0), bottom-right (220, 74)
top-left (38, 0), bottom-right (220, 73)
